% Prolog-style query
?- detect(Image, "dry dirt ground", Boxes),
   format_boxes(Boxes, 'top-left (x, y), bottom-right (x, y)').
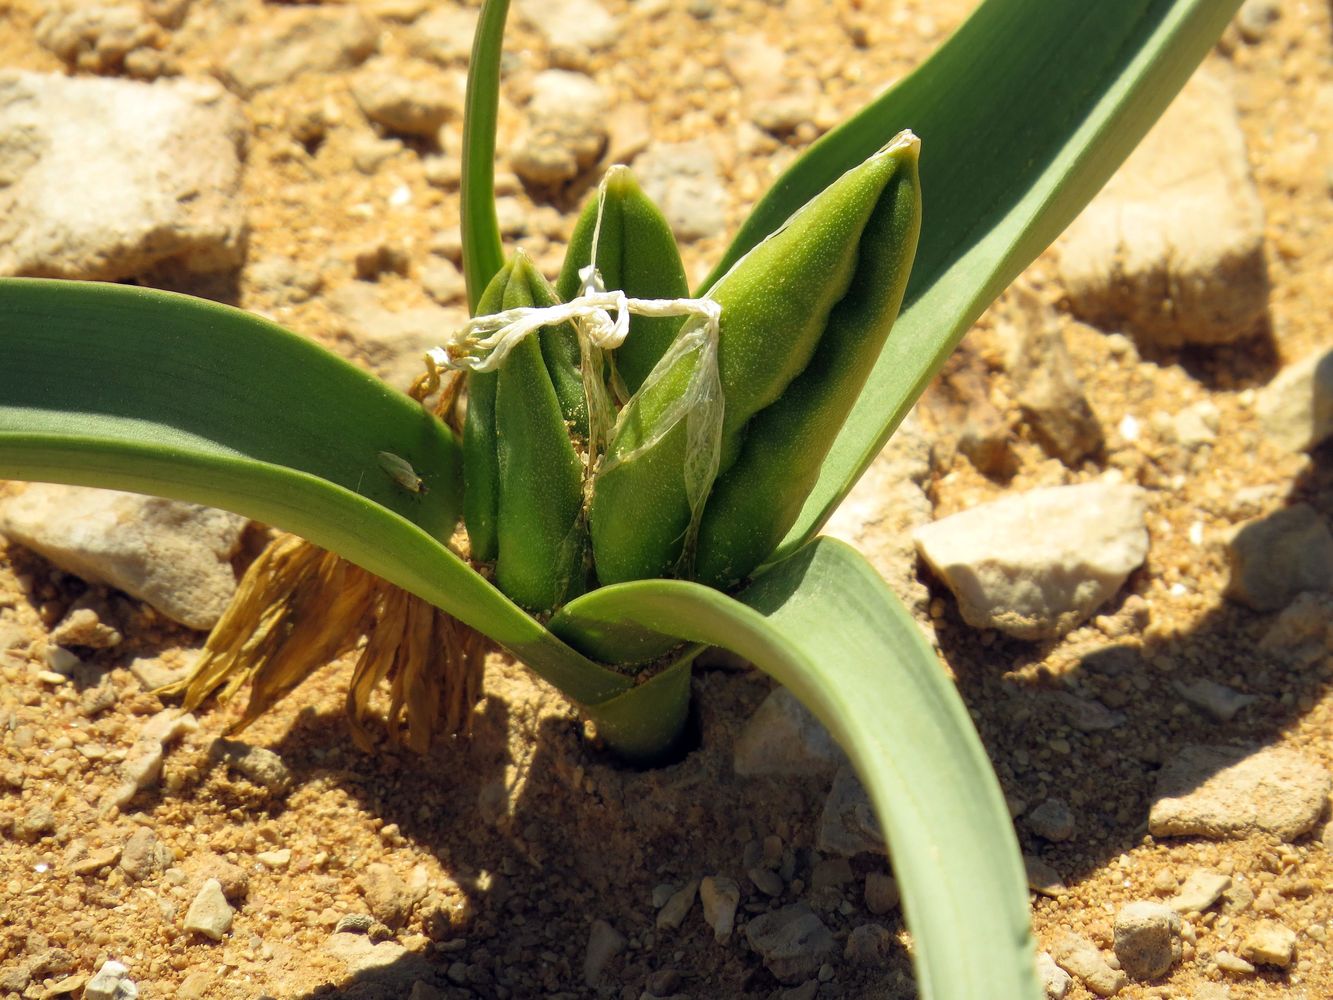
top-left (1, 1), bottom-right (1332, 999)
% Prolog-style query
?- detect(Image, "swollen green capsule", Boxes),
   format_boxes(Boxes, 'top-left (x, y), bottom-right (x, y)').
top-left (695, 133), bottom-right (922, 588)
top-left (462, 253), bottom-right (587, 612)
top-left (556, 165), bottom-right (690, 397)
top-left (588, 134), bottom-right (923, 587)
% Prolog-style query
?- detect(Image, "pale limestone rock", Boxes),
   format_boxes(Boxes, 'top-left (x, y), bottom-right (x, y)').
top-left (1168, 869), bottom-right (1231, 913)
top-left (1256, 348), bottom-right (1333, 453)
top-left (220, 6), bottom-right (377, 96)
top-left (1049, 930), bottom-right (1127, 997)
top-left (1113, 901), bottom-right (1182, 980)
top-left (183, 879), bottom-right (233, 940)
top-left (0, 72), bottom-right (245, 279)
top-left (1149, 745), bottom-right (1331, 842)
top-left (0, 485), bottom-right (246, 630)
top-left (1057, 68), bottom-right (1267, 346)
top-left (744, 903), bottom-right (835, 984)
top-left (732, 687), bottom-right (842, 777)
top-left (913, 482), bottom-right (1148, 640)
top-left (699, 876), bottom-right (739, 941)
top-left (1225, 504), bottom-right (1333, 611)
top-left (1239, 920), bottom-right (1296, 967)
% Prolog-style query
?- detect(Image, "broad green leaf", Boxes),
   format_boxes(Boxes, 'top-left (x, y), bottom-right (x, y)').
top-left (461, 0), bottom-right (509, 311)
top-left (698, 0), bottom-right (1242, 559)
top-left (554, 538), bottom-right (1039, 1000)
top-left (0, 278), bottom-right (632, 706)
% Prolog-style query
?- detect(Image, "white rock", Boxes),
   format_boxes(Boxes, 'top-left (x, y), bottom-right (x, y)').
top-left (0, 72), bottom-right (245, 279)
top-left (324, 932), bottom-right (408, 974)
top-left (0, 485), bottom-right (247, 630)
top-left (1149, 745), bottom-right (1332, 842)
top-left (1113, 901), bottom-right (1182, 980)
top-left (516, 0), bottom-right (618, 50)
top-left (1036, 950), bottom-right (1072, 1000)
top-left (408, 5), bottom-right (479, 65)
top-left (1168, 868), bottom-right (1231, 913)
top-left (1056, 68), bottom-right (1267, 346)
top-left (350, 58), bottom-right (460, 137)
top-left (1049, 930), bottom-right (1127, 998)
top-left (634, 141), bottom-right (729, 242)
top-left (722, 34), bottom-right (787, 89)
top-left (583, 919), bottom-right (625, 987)
top-left (510, 70), bottom-right (607, 186)
top-left (1256, 348), bottom-right (1333, 453)
top-left (183, 878), bottom-right (234, 940)
top-left (733, 687), bottom-right (843, 777)
top-left (913, 482), bottom-right (1148, 640)
top-left (699, 876), bottom-right (740, 941)
top-left (1239, 919), bottom-right (1296, 967)
top-left (84, 959), bottom-right (136, 1000)
top-left (1225, 504), bottom-right (1333, 611)
top-left (816, 764), bottom-right (884, 857)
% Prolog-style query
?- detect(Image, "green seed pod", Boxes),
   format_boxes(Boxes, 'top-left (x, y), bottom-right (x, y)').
top-left (462, 253), bottom-right (587, 612)
top-left (557, 165), bottom-right (690, 397)
top-left (695, 135), bottom-right (922, 588)
top-left (589, 134), bottom-right (922, 587)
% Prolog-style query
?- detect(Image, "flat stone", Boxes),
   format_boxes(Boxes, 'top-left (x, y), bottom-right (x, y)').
top-left (635, 141), bottom-right (729, 242)
top-left (913, 482), bottom-right (1148, 640)
top-left (69, 846), bottom-right (121, 875)
top-left (1168, 869), bottom-right (1232, 913)
top-left (744, 903), bottom-right (836, 984)
top-left (0, 485), bottom-right (246, 630)
top-left (816, 764), bottom-right (884, 857)
top-left (219, 6), bottom-right (377, 96)
top-left (699, 875), bottom-right (739, 941)
top-left (1257, 348), bottom-right (1333, 452)
top-left (183, 878), bottom-right (233, 941)
top-left (733, 687), bottom-right (843, 777)
top-left (1056, 68), bottom-right (1267, 346)
top-left (1049, 930), bottom-right (1127, 998)
top-left (1149, 745), bottom-right (1331, 842)
top-left (1225, 504), bottom-right (1333, 611)
top-left (1239, 920), bottom-right (1296, 967)
top-left (324, 932), bottom-right (408, 975)
top-left (583, 919), bottom-right (625, 987)
top-left (1172, 678), bottom-right (1255, 722)
top-left (1113, 901), bottom-right (1181, 980)
top-left (1024, 855), bottom-right (1067, 897)
top-left (0, 72), bottom-right (245, 279)
top-left (1214, 950), bottom-right (1255, 975)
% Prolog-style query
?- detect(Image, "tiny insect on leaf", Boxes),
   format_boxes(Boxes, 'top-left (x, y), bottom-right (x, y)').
top-left (378, 451), bottom-right (428, 495)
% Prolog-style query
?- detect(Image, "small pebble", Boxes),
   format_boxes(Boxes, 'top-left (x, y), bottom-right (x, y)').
top-left (699, 876), bottom-right (739, 941)
top-left (655, 880), bottom-right (698, 931)
top-left (1239, 919), bottom-right (1296, 967)
top-left (1028, 798), bottom-right (1076, 841)
top-left (183, 878), bottom-right (234, 941)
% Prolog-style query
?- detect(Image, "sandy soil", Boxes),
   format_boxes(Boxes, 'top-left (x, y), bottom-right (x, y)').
top-left (1, 1), bottom-right (1331, 999)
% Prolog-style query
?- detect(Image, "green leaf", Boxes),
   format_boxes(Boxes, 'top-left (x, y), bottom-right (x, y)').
top-left (699, 0), bottom-right (1242, 559)
top-left (460, 0), bottom-right (510, 311)
top-left (0, 278), bottom-right (633, 707)
top-left (555, 538), bottom-right (1039, 1000)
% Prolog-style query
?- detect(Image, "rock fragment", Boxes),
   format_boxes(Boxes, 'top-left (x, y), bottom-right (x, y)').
top-left (328, 281), bottom-right (469, 390)
top-left (209, 738), bottom-right (292, 794)
top-left (220, 6), bottom-right (377, 96)
top-left (655, 879), bottom-right (698, 931)
top-left (1056, 68), bottom-right (1267, 346)
top-left (120, 827), bottom-right (172, 881)
top-left (1225, 504), bottom-right (1333, 611)
top-left (511, 70), bottom-right (608, 187)
top-left (84, 959), bottom-right (136, 1000)
top-left (844, 922), bottom-right (892, 965)
top-left (732, 687), bottom-right (842, 777)
top-left (635, 141), bottom-right (729, 242)
top-left (1049, 930), bottom-right (1127, 997)
top-left (408, 6), bottom-right (479, 65)
top-left (350, 58), bottom-right (459, 137)
top-left (1258, 591), bottom-right (1333, 666)
top-left (699, 876), bottom-right (740, 941)
top-left (583, 919), bottom-right (625, 987)
top-left (1027, 799), bottom-right (1076, 842)
top-left (1113, 901), bottom-right (1181, 980)
top-left (1172, 678), bottom-right (1255, 722)
top-left (0, 485), bottom-right (246, 630)
top-left (744, 903), bottom-right (836, 984)
top-left (183, 879), bottom-right (234, 940)
top-left (863, 872), bottom-right (899, 915)
top-left (516, 0), bottom-right (618, 51)
top-left (1036, 950), bottom-right (1072, 999)
top-left (0, 72), bottom-right (246, 280)
top-left (1168, 869), bottom-right (1231, 913)
top-left (357, 862), bottom-right (422, 929)
top-left (1239, 920), bottom-right (1296, 967)
top-left (817, 764), bottom-right (884, 857)
top-left (1149, 745), bottom-right (1331, 841)
top-left (913, 482), bottom-right (1148, 640)
top-left (1256, 348), bottom-right (1333, 453)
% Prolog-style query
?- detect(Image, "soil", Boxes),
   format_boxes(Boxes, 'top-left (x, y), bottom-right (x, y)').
top-left (1, 2), bottom-right (1331, 999)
